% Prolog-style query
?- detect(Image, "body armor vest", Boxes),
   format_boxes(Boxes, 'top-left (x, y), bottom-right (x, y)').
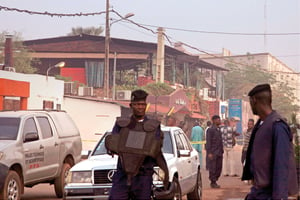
top-left (105, 117), bottom-right (163, 185)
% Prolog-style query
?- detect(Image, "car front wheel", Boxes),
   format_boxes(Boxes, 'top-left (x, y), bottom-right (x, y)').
top-left (187, 169), bottom-right (202, 200)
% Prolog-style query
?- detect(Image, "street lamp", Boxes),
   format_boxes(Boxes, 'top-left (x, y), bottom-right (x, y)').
top-left (110, 13), bottom-right (135, 101)
top-left (46, 61), bottom-right (65, 80)
top-left (104, 0), bottom-right (134, 99)
top-left (110, 13), bottom-right (134, 26)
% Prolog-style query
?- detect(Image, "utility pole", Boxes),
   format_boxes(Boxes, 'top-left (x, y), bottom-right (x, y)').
top-left (156, 27), bottom-right (165, 83)
top-left (264, 0), bottom-right (267, 52)
top-left (104, 0), bottom-right (110, 98)
top-left (112, 52), bottom-right (117, 100)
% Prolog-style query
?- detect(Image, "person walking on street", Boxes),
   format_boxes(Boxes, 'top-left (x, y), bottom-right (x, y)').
top-left (190, 121), bottom-right (204, 167)
top-left (242, 83), bottom-right (298, 199)
top-left (205, 120), bottom-right (212, 170)
top-left (221, 118), bottom-right (238, 177)
top-left (241, 118), bottom-right (254, 165)
top-left (206, 115), bottom-right (223, 188)
top-left (106, 89), bottom-right (169, 200)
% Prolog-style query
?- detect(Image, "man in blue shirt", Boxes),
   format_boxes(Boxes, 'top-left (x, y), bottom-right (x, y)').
top-left (190, 121), bottom-right (204, 167)
top-left (242, 83), bottom-right (298, 199)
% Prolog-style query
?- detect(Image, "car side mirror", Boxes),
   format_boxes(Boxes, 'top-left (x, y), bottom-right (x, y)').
top-left (24, 132), bottom-right (39, 142)
top-left (81, 150), bottom-right (92, 160)
top-left (178, 149), bottom-right (190, 157)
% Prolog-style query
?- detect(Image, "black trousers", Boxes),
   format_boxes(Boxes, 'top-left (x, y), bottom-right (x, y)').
top-left (208, 154), bottom-right (223, 183)
top-left (241, 150), bottom-right (247, 164)
top-left (206, 153), bottom-right (210, 170)
top-left (109, 174), bottom-right (153, 200)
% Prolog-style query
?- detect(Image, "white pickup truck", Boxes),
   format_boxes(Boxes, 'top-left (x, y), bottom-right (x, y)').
top-left (64, 126), bottom-right (202, 200)
top-left (0, 110), bottom-right (82, 200)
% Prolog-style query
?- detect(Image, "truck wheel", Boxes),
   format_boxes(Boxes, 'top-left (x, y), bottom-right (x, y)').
top-left (187, 169), bottom-right (202, 200)
top-left (54, 163), bottom-right (71, 198)
top-left (0, 170), bottom-right (22, 200)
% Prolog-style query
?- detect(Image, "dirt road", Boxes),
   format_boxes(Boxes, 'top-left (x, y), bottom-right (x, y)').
top-left (201, 145), bottom-right (251, 200)
top-left (201, 169), bottom-right (250, 200)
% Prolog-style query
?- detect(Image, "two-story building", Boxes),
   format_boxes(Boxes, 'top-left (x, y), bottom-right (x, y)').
top-left (200, 48), bottom-right (300, 120)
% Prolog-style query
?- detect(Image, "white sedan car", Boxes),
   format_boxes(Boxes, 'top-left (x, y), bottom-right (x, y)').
top-left (64, 126), bottom-right (202, 200)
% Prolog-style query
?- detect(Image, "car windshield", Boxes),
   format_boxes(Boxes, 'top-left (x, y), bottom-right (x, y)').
top-left (93, 134), bottom-right (108, 155)
top-left (92, 131), bottom-right (174, 156)
top-left (0, 117), bottom-right (20, 140)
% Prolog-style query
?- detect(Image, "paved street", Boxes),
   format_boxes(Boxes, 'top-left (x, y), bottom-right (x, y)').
top-left (21, 145), bottom-right (252, 200)
top-left (22, 174), bottom-right (251, 200)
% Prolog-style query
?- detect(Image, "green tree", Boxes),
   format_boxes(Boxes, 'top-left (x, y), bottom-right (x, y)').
top-left (224, 59), bottom-right (299, 120)
top-left (142, 82), bottom-right (175, 96)
top-left (0, 31), bottom-right (38, 73)
top-left (272, 82), bottom-right (299, 118)
top-left (224, 61), bottom-right (276, 99)
top-left (67, 26), bottom-right (104, 36)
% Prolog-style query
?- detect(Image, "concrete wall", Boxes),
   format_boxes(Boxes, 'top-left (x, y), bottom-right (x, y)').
top-left (0, 70), bottom-right (64, 110)
top-left (0, 70), bottom-right (121, 150)
top-left (63, 97), bottom-right (121, 150)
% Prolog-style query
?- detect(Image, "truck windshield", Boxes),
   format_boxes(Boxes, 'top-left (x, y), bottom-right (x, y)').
top-left (0, 117), bottom-right (20, 140)
top-left (93, 131), bottom-right (174, 156)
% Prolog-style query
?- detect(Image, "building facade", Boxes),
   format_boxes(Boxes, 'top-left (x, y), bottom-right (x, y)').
top-left (0, 70), bottom-right (64, 110)
top-left (200, 50), bottom-right (300, 118)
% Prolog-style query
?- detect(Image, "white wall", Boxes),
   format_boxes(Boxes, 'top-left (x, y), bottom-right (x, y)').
top-left (1, 71), bottom-right (122, 150)
top-left (63, 97), bottom-right (121, 150)
top-left (0, 70), bottom-right (64, 110)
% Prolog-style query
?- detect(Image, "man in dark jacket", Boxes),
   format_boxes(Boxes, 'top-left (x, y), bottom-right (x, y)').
top-left (206, 115), bottom-right (223, 188)
top-left (242, 83), bottom-right (298, 199)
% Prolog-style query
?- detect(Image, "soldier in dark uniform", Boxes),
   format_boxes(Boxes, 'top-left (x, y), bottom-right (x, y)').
top-left (242, 84), bottom-right (298, 199)
top-left (107, 89), bottom-right (169, 200)
top-left (206, 115), bottom-right (223, 188)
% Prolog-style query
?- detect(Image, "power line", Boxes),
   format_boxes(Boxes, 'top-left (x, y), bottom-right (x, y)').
top-left (136, 23), bottom-right (300, 36)
top-left (114, 22), bottom-right (156, 39)
top-left (0, 5), bottom-right (107, 17)
top-left (1, 5), bottom-right (299, 36)
top-left (109, 11), bottom-right (300, 73)
top-left (276, 54), bottom-right (300, 58)
top-left (160, 34), bottom-right (300, 74)
top-left (111, 9), bottom-right (156, 35)
top-left (1, 5), bottom-right (299, 74)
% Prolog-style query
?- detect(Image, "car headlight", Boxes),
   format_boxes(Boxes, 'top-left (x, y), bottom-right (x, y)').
top-left (152, 167), bottom-right (165, 182)
top-left (66, 171), bottom-right (92, 183)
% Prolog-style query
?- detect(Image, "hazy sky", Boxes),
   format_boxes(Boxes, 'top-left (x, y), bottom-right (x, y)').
top-left (1, 0), bottom-right (299, 72)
